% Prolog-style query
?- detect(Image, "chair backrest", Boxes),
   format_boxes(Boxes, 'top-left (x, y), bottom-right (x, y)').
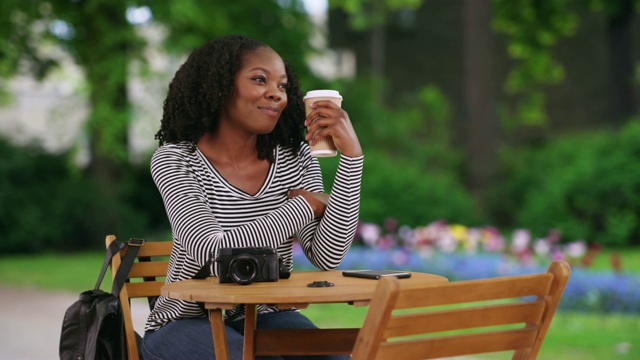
top-left (105, 235), bottom-right (173, 360)
top-left (351, 260), bottom-right (571, 360)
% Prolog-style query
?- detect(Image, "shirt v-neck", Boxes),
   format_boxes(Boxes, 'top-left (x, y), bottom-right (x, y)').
top-left (195, 147), bottom-right (277, 198)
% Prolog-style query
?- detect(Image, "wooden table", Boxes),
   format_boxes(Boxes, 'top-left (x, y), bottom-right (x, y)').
top-left (161, 270), bottom-right (447, 360)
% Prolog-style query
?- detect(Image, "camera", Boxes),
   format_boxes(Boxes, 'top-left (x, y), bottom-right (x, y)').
top-left (215, 247), bottom-right (289, 285)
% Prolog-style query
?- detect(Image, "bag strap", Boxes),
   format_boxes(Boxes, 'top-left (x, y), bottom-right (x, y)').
top-left (94, 240), bottom-right (126, 290)
top-left (111, 238), bottom-right (145, 297)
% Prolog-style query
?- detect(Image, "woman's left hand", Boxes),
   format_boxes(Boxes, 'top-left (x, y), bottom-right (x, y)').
top-left (305, 100), bottom-right (363, 157)
top-left (288, 189), bottom-right (330, 218)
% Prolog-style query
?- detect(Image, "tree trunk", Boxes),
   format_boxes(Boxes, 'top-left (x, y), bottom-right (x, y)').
top-left (76, 0), bottom-right (133, 234)
top-left (463, 0), bottom-right (497, 210)
top-left (606, 0), bottom-right (637, 124)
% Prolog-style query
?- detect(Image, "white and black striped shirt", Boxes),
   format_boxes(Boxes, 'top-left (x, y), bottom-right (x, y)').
top-left (145, 141), bottom-right (363, 331)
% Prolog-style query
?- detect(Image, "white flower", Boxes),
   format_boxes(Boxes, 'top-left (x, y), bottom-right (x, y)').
top-left (565, 241), bottom-right (587, 258)
top-left (359, 223), bottom-right (381, 246)
top-left (533, 238), bottom-right (551, 256)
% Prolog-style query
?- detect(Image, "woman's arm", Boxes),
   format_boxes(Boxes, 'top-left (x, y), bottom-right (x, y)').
top-left (151, 145), bottom-right (315, 271)
top-left (296, 99), bottom-right (364, 270)
top-left (295, 150), bottom-right (364, 270)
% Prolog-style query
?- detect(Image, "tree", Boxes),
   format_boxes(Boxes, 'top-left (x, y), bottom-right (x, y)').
top-left (463, 0), bottom-right (498, 209)
top-left (492, 0), bottom-right (578, 129)
top-left (330, 0), bottom-right (422, 92)
top-left (493, 0), bottom-right (639, 128)
top-left (0, 0), bottom-right (315, 239)
top-left (1, 0), bottom-right (144, 235)
top-left (590, 0), bottom-right (638, 124)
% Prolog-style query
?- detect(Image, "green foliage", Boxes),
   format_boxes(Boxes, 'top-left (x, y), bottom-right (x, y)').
top-left (0, 138), bottom-right (166, 253)
top-left (493, 0), bottom-right (578, 128)
top-left (0, 138), bottom-right (90, 253)
top-left (0, 1), bottom-right (317, 253)
top-left (315, 77), bottom-right (481, 227)
top-left (331, 0), bottom-right (422, 29)
top-left (152, 0), bottom-right (314, 81)
top-left (1, 0), bottom-right (316, 161)
top-left (489, 121), bottom-right (640, 246)
top-left (359, 149), bottom-right (482, 226)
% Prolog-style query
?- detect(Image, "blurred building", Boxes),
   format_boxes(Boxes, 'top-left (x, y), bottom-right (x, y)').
top-left (0, 24), bottom-right (179, 165)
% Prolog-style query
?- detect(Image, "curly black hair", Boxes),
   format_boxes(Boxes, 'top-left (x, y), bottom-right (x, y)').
top-left (155, 34), bottom-right (306, 162)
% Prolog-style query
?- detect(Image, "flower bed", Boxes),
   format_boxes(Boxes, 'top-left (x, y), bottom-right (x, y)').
top-left (292, 220), bottom-right (640, 313)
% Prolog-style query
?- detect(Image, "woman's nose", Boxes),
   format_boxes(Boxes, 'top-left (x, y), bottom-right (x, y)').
top-left (266, 86), bottom-right (282, 101)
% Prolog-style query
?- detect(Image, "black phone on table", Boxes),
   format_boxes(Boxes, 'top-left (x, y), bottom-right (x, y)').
top-left (341, 270), bottom-right (412, 279)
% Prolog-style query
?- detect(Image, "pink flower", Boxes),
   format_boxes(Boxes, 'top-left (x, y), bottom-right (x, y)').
top-left (552, 248), bottom-right (566, 261)
top-left (483, 226), bottom-right (505, 252)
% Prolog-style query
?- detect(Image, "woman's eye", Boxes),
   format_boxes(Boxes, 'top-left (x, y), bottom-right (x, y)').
top-left (279, 83), bottom-right (288, 89)
top-left (252, 76), bottom-right (266, 83)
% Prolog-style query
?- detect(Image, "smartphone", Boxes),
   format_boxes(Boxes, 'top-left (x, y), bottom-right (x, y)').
top-left (342, 270), bottom-right (412, 280)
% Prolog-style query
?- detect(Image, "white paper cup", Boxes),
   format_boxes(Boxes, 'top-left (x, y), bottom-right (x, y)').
top-left (303, 90), bottom-right (343, 157)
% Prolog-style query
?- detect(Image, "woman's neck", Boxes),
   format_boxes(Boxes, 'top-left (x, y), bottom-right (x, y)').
top-left (197, 130), bottom-right (258, 164)
top-left (196, 131), bottom-right (271, 195)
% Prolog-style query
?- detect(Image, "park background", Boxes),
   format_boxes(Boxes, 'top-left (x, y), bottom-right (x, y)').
top-left (0, 0), bottom-right (639, 359)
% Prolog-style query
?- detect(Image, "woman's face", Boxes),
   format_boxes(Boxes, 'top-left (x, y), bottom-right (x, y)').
top-left (220, 46), bottom-right (288, 135)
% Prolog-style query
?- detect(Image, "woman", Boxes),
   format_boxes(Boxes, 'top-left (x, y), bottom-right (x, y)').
top-left (142, 34), bottom-right (363, 360)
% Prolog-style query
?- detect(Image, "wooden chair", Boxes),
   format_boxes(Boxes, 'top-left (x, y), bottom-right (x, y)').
top-left (351, 260), bottom-right (571, 360)
top-left (105, 235), bottom-right (173, 360)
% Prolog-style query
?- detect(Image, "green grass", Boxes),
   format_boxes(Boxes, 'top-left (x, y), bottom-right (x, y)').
top-left (2, 250), bottom-right (639, 359)
top-left (0, 251), bottom-right (114, 292)
top-left (588, 247), bottom-right (640, 272)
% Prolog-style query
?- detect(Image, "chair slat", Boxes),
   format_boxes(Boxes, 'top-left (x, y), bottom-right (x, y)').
top-left (376, 328), bottom-right (539, 360)
top-left (124, 281), bottom-right (165, 298)
top-left (395, 274), bottom-right (553, 309)
top-left (128, 261), bottom-right (170, 278)
top-left (254, 329), bottom-right (360, 355)
top-left (386, 301), bottom-right (545, 337)
top-left (125, 241), bottom-right (173, 257)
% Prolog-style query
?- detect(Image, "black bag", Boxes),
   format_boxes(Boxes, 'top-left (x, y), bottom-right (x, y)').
top-left (59, 239), bottom-right (143, 360)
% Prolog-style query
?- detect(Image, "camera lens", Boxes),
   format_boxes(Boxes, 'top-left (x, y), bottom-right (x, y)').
top-left (229, 254), bottom-right (258, 285)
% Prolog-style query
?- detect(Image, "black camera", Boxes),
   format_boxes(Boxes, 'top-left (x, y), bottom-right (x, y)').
top-left (215, 247), bottom-right (289, 285)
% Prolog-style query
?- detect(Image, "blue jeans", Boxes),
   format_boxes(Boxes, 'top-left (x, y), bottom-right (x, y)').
top-left (142, 311), bottom-right (350, 360)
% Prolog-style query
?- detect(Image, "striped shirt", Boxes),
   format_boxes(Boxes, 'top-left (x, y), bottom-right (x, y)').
top-left (145, 141), bottom-right (363, 331)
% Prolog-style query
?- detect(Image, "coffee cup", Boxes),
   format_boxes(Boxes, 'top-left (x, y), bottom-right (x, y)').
top-left (303, 90), bottom-right (343, 157)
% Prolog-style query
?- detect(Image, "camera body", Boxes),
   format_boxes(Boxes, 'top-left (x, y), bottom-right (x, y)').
top-left (216, 247), bottom-right (284, 285)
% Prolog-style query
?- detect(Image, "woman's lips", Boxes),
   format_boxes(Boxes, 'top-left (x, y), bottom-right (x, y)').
top-left (259, 106), bottom-right (280, 117)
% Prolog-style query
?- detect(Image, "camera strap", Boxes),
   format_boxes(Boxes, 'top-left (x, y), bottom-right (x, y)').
top-left (192, 257), bottom-right (213, 280)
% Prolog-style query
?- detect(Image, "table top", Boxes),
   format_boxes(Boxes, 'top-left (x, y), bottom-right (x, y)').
top-left (161, 270), bottom-right (448, 309)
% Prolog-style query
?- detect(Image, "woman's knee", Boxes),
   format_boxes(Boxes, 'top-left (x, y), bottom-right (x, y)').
top-left (257, 311), bottom-right (318, 330)
top-left (142, 319), bottom-right (244, 359)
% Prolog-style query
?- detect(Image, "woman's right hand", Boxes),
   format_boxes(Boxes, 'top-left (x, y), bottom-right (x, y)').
top-left (305, 100), bottom-right (362, 158)
top-left (288, 189), bottom-right (329, 218)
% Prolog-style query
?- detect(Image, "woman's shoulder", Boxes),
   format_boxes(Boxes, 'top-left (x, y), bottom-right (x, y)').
top-left (151, 142), bottom-right (198, 166)
top-left (153, 142), bottom-right (196, 157)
